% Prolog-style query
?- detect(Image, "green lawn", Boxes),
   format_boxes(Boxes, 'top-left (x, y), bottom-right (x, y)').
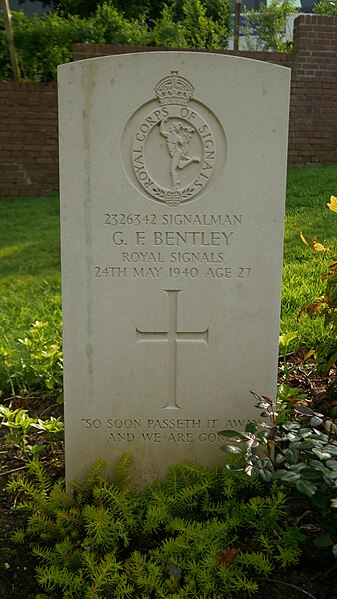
top-left (0, 191), bottom-right (61, 334)
top-left (0, 165), bottom-right (336, 395)
top-left (282, 165), bottom-right (337, 345)
top-left (0, 192), bottom-right (62, 396)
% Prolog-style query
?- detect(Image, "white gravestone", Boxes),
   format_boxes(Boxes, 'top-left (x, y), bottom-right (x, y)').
top-left (58, 52), bottom-right (290, 485)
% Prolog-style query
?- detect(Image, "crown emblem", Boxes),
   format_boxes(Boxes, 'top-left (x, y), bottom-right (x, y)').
top-left (154, 71), bottom-right (194, 107)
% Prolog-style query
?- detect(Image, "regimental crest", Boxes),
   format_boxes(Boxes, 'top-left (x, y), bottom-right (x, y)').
top-left (122, 70), bottom-right (226, 207)
top-left (154, 71), bottom-right (194, 107)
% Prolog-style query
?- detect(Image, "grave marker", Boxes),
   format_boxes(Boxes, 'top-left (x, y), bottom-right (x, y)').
top-left (58, 52), bottom-right (290, 485)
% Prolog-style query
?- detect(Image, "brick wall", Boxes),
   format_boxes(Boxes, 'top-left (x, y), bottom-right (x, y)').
top-left (72, 42), bottom-right (292, 67)
top-left (0, 15), bottom-right (336, 199)
top-left (289, 15), bottom-right (337, 164)
top-left (0, 82), bottom-right (58, 198)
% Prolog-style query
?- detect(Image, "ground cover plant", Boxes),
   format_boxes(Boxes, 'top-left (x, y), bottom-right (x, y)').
top-left (2, 164), bottom-right (337, 597)
top-left (6, 458), bottom-right (306, 598)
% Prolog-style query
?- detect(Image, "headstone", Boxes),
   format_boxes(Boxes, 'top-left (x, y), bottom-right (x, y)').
top-left (58, 52), bottom-right (290, 485)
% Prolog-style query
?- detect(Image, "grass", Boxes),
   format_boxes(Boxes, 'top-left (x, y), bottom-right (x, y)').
top-left (0, 165), bottom-right (337, 395)
top-left (0, 191), bottom-right (61, 325)
top-left (282, 165), bottom-right (337, 346)
top-left (0, 193), bottom-right (62, 396)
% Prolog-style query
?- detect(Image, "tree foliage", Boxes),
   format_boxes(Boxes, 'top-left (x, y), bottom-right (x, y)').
top-left (313, 0), bottom-right (337, 14)
top-left (152, 0), bottom-right (230, 48)
top-left (241, 0), bottom-right (297, 52)
top-left (1, 3), bottom-right (150, 81)
top-left (0, 0), bottom-right (231, 81)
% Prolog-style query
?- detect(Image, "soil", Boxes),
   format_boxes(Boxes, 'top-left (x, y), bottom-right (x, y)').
top-left (1, 351), bottom-right (337, 599)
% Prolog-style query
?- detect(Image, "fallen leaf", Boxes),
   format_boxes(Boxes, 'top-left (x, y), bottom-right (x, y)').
top-left (300, 231), bottom-right (310, 247)
top-left (217, 548), bottom-right (238, 566)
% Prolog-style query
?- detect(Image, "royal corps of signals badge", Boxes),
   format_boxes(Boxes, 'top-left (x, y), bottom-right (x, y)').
top-left (122, 71), bottom-right (227, 207)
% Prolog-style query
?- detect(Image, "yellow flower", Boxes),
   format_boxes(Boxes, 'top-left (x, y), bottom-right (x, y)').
top-left (327, 195), bottom-right (337, 213)
top-left (313, 241), bottom-right (325, 251)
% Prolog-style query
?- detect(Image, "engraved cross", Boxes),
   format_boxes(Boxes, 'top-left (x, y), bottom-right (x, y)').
top-left (136, 289), bottom-right (208, 409)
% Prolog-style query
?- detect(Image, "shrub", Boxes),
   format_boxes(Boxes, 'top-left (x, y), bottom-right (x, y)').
top-left (0, 318), bottom-right (63, 398)
top-left (220, 391), bottom-right (337, 556)
top-left (241, 0), bottom-right (297, 52)
top-left (0, 16), bottom-right (13, 80)
top-left (89, 2), bottom-right (150, 45)
top-left (313, 0), bottom-right (337, 14)
top-left (1, 4), bottom-right (150, 81)
top-left (1, 0), bottom-right (231, 81)
top-left (152, 0), bottom-right (230, 49)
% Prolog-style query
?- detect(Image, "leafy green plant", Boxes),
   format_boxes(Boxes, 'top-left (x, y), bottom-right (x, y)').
top-left (220, 392), bottom-right (337, 555)
top-left (220, 392), bottom-right (337, 500)
top-left (276, 383), bottom-right (307, 424)
top-left (33, 416), bottom-right (64, 452)
top-left (240, 0), bottom-right (297, 51)
top-left (152, 0), bottom-right (230, 49)
top-left (0, 405), bottom-right (64, 457)
top-left (0, 404), bottom-right (36, 452)
top-left (2, 4), bottom-right (150, 82)
top-left (1, 320), bottom-right (63, 398)
top-left (313, 0), bottom-right (337, 14)
top-left (299, 195), bottom-right (337, 375)
top-left (279, 332), bottom-right (297, 383)
top-left (8, 458), bottom-right (304, 598)
top-left (1, 0), bottom-right (231, 82)
top-left (0, 15), bottom-right (13, 81)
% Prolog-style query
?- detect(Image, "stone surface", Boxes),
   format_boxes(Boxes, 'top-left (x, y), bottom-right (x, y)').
top-left (58, 52), bottom-right (290, 485)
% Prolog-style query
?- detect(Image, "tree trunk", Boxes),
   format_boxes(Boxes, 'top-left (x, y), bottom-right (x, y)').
top-left (2, 0), bottom-right (20, 80)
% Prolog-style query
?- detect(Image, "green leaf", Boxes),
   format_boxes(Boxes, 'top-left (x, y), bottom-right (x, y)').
top-left (323, 470), bottom-right (337, 480)
top-left (332, 544), bottom-right (337, 558)
top-left (279, 332), bottom-right (297, 351)
top-left (220, 445), bottom-right (242, 454)
top-left (309, 459), bottom-right (326, 470)
top-left (284, 448), bottom-right (299, 464)
top-left (245, 422), bottom-right (258, 434)
top-left (293, 406), bottom-right (315, 416)
top-left (272, 471), bottom-right (301, 482)
top-left (325, 445), bottom-right (337, 456)
top-left (312, 491), bottom-right (329, 509)
top-left (219, 429), bottom-right (242, 438)
top-left (260, 469), bottom-right (272, 482)
top-left (313, 533), bottom-right (333, 548)
top-left (287, 432), bottom-right (299, 442)
top-left (299, 467), bottom-right (323, 481)
top-left (295, 479), bottom-right (317, 498)
top-left (226, 464), bottom-right (245, 472)
top-left (312, 448), bottom-right (332, 460)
